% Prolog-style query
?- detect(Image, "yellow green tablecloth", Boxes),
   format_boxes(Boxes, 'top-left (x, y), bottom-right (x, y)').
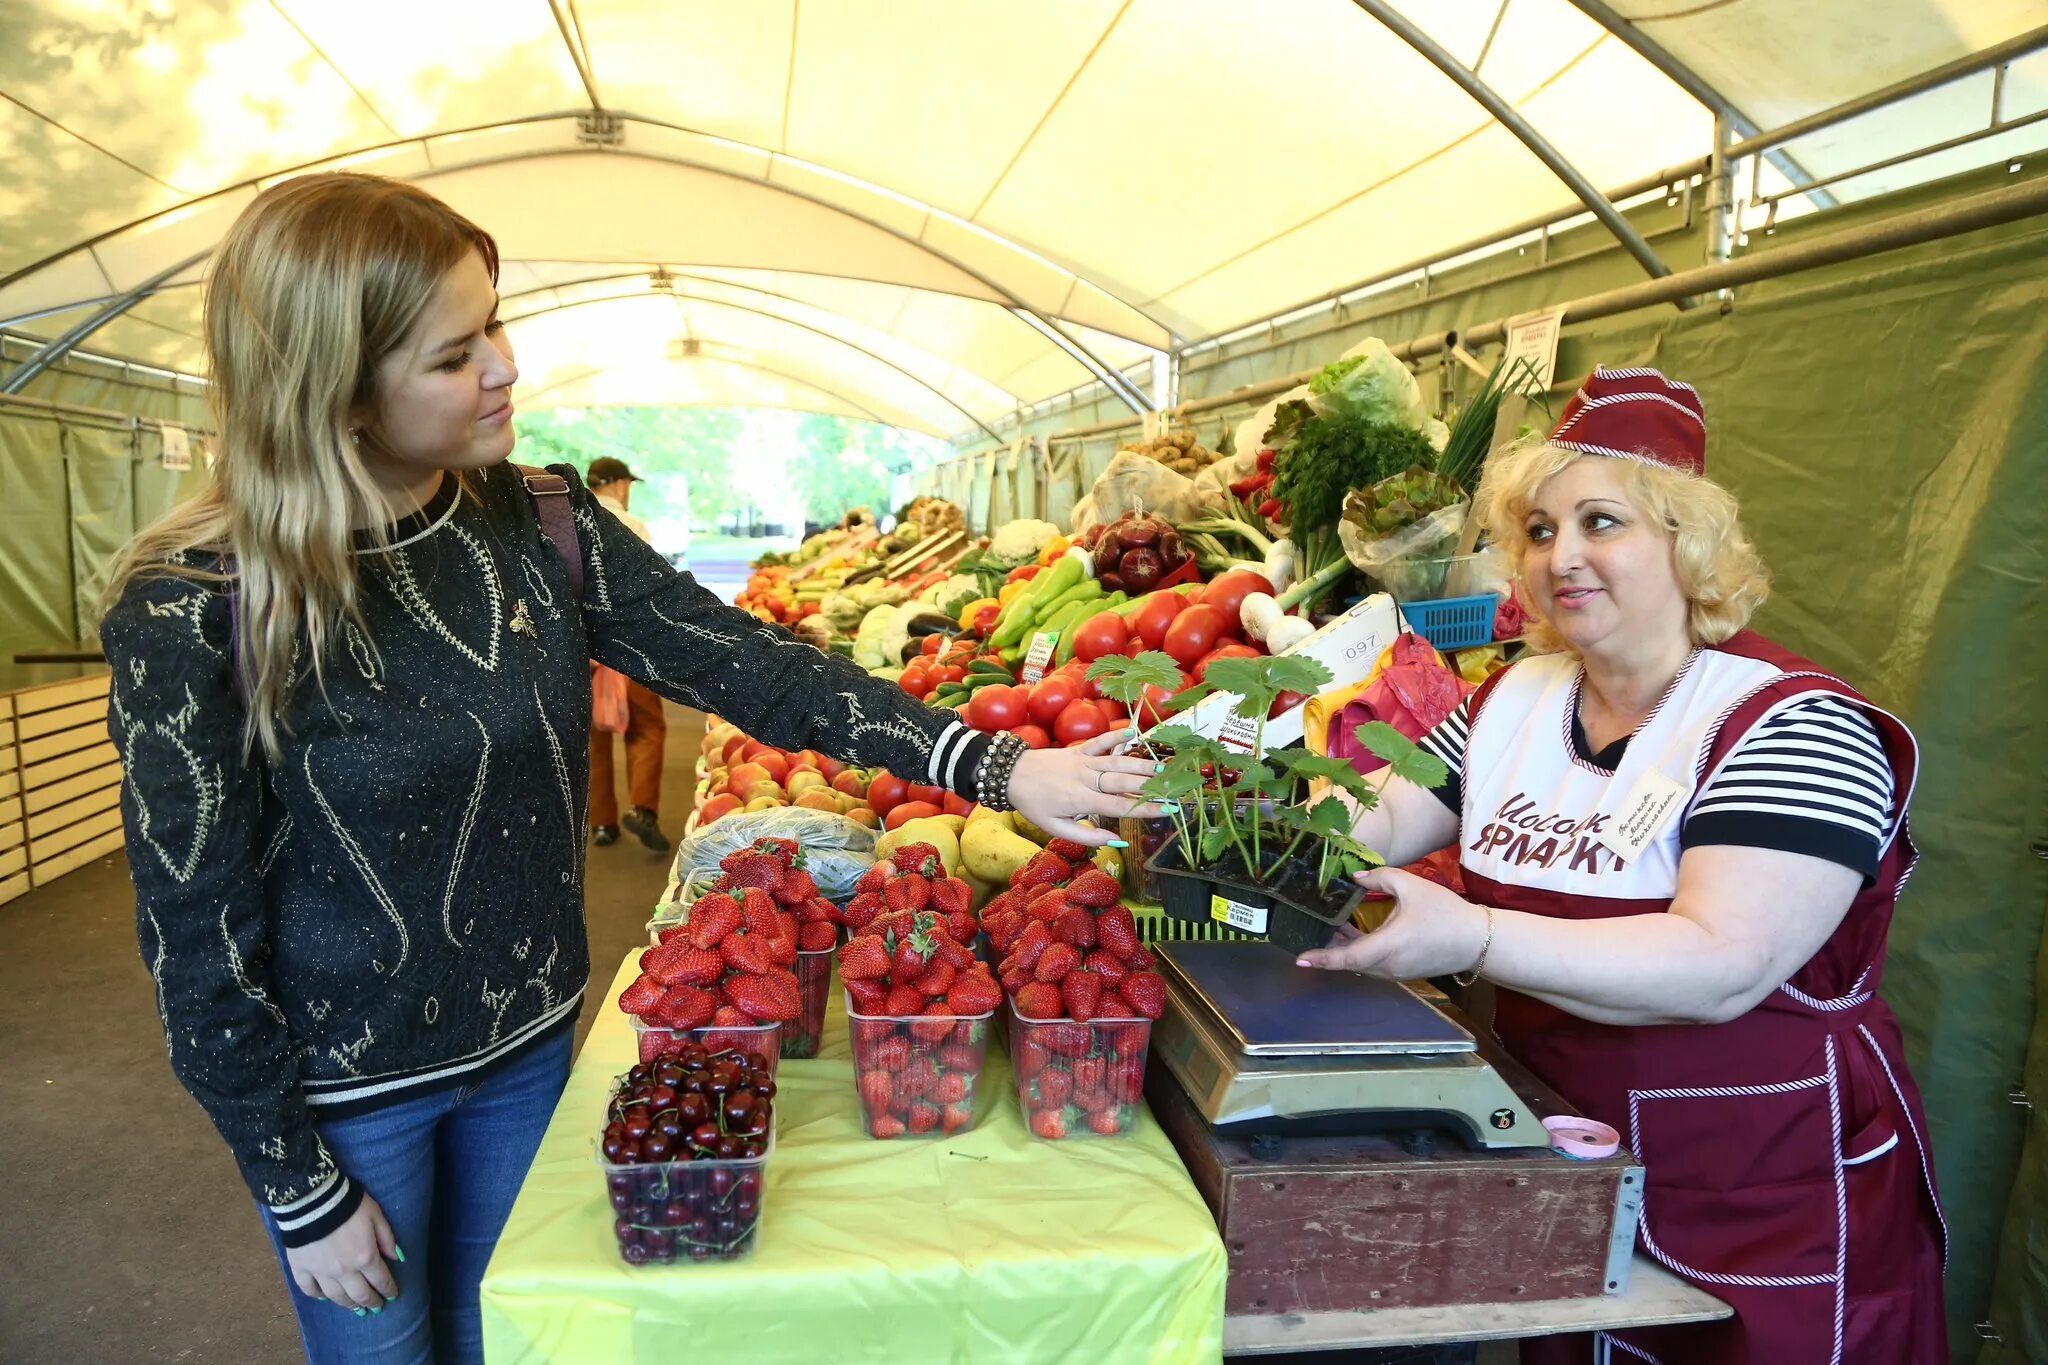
top-left (481, 953), bottom-right (1228, 1364)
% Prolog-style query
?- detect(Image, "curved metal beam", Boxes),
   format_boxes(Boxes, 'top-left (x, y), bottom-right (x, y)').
top-left (2, 250), bottom-right (210, 394)
top-left (507, 286), bottom-right (1006, 442)
top-left (1350, 0), bottom-right (1689, 302)
top-left (1564, 0), bottom-right (1836, 210)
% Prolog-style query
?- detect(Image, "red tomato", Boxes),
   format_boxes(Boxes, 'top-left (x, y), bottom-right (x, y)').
top-left (1053, 699), bottom-right (1113, 746)
top-left (932, 663), bottom-right (967, 685)
top-left (907, 782), bottom-right (946, 807)
top-left (1027, 673), bottom-right (1080, 727)
top-left (964, 684), bottom-right (1027, 733)
top-left (1123, 638), bottom-right (1145, 658)
top-left (1162, 604), bottom-right (1229, 669)
top-left (920, 635), bottom-right (945, 657)
top-left (1193, 642), bottom-right (1262, 681)
top-left (1069, 665), bottom-right (1103, 701)
top-left (1269, 689), bottom-right (1311, 719)
top-left (1096, 696), bottom-right (1130, 725)
top-left (941, 791), bottom-right (975, 818)
top-left (1136, 672), bottom-right (1194, 727)
top-left (866, 773), bottom-right (909, 819)
top-left (1198, 569), bottom-right (1273, 628)
top-left (1071, 610), bottom-right (1131, 664)
top-left (885, 800), bottom-right (944, 831)
top-left (898, 661), bottom-right (931, 697)
top-left (1009, 723), bottom-right (1053, 750)
top-left (1130, 592), bottom-right (1184, 652)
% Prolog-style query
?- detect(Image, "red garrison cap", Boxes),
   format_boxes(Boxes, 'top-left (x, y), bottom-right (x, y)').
top-left (1548, 366), bottom-right (1706, 476)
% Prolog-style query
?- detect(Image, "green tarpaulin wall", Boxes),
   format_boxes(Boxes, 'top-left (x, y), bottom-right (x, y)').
top-left (2, 166), bottom-right (2042, 1358)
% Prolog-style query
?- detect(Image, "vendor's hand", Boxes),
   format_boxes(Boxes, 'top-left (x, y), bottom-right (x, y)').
top-left (1007, 728), bottom-right (1172, 848)
top-left (284, 1195), bottom-right (400, 1312)
top-left (1294, 867), bottom-right (1489, 979)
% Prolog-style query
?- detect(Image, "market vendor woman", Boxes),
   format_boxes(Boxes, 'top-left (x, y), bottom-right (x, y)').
top-left (98, 173), bottom-right (1159, 1365)
top-left (1301, 368), bottom-right (1946, 1365)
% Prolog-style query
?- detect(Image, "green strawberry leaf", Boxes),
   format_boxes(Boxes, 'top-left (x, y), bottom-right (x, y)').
top-left (1355, 721), bottom-right (1448, 790)
top-left (1086, 650), bottom-right (1183, 704)
top-left (1305, 796), bottom-right (1354, 836)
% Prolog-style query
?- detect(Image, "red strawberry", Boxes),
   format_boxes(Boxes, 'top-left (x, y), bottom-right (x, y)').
top-left (772, 866), bottom-right (818, 906)
top-left (1066, 868), bottom-right (1120, 908)
top-left (1096, 905), bottom-right (1141, 961)
top-left (911, 1007), bottom-right (955, 1045)
top-left (1010, 851), bottom-right (1071, 894)
top-left (688, 893), bottom-right (744, 949)
top-left (727, 969), bottom-right (803, 1023)
top-left (838, 935), bottom-right (892, 981)
top-left (766, 928), bottom-right (799, 969)
top-left (1036, 1068), bottom-right (1075, 1110)
top-left (760, 836), bottom-right (801, 864)
top-left (873, 1035), bottom-right (912, 1072)
top-left (740, 888), bottom-right (782, 938)
top-left (638, 1032), bottom-right (670, 1063)
top-left (1061, 969), bottom-right (1104, 1022)
top-left (1040, 1023), bottom-right (1094, 1057)
top-left (1119, 971), bottom-right (1166, 1019)
top-left (850, 1019), bottom-right (896, 1048)
top-left (945, 971), bottom-right (1002, 1017)
top-left (939, 1041), bottom-right (983, 1075)
top-left (914, 960), bottom-right (957, 999)
top-left (870, 1114), bottom-right (907, 1139)
top-left (998, 964), bottom-right (1031, 997)
top-left (896, 1055), bottom-right (939, 1100)
top-left (617, 975), bottom-right (663, 1016)
top-left (1084, 949), bottom-right (1129, 989)
top-left (1026, 884), bottom-right (1070, 918)
top-left (1013, 981), bottom-right (1063, 1019)
top-left (928, 876), bottom-right (972, 916)
top-left (1012, 921), bottom-right (1054, 973)
top-left (857, 1070), bottom-right (894, 1114)
top-left (797, 921), bottom-right (838, 952)
top-left (718, 850), bottom-right (783, 890)
top-left (932, 933), bottom-right (973, 972)
top-left (654, 984), bottom-right (718, 1030)
top-left (1034, 942), bottom-right (1081, 984)
top-left (945, 911), bottom-right (979, 948)
top-left (884, 875), bottom-right (932, 915)
top-left (1071, 1055), bottom-right (1107, 1098)
top-left (889, 841), bottom-right (944, 876)
top-left (1109, 1057), bottom-right (1147, 1103)
top-left (645, 941), bottom-right (723, 987)
top-left (1050, 905), bottom-right (1097, 950)
top-left (884, 983), bottom-right (927, 1016)
top-left (656, 922), bottom-right (690, 945)
top-left (720, 933), bottom-right (772, 977)
top-left (1127, 945), bottom-right (1156, 971)
top-left (1030, 1109), bottom-right (1068, 1140)
top-left (846, 977), bottom-right (890, 1013)
top-left (942, 1101), bottom-right (975, 1134)
top-left (907, 1101), bottom-right (941, 1134)
top-left (1046, 837), bottom-right (1092, 862)
top-left (932, 1071), bottom-right (971, 1105)
top-left (1086, 1108), bottom-right (1125, 1135)
top-left (842, 891), bottom-right (886, 930)
top-left (856, 862), bottom-right (892, 894)
top-left (982, 889), bottom-right (1021, 920)
top-left (1014, 1037), bottom-right (1051, 1079)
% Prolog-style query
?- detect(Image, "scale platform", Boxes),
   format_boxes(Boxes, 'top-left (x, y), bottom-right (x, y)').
top-left (1153, 940), bottom-right (1556, 1150)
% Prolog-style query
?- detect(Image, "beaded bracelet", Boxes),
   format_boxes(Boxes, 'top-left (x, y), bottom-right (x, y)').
top-left (972, 731), bottom-right (1027, 812)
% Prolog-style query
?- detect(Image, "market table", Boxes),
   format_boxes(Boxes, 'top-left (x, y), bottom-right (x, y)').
top-left (480, 953), bottom-right (1229, 1364)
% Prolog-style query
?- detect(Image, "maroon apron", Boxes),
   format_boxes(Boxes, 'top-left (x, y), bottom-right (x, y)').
top-left (1459, 634), bottom-right (1947, 1365)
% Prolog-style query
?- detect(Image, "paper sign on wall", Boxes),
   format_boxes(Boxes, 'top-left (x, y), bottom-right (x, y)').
top-left (1502, 305), bottom-right (1568, 390)
top-left (159, 424), bottom-right (191, 471)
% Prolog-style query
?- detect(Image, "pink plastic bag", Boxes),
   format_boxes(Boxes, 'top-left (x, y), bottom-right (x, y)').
top-left (1327, 634), bottom-right (1472, 776)
top-left (591, 663), bottom-right (630, 734)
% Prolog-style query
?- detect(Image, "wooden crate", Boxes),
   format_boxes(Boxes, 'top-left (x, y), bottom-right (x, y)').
top-left (1, 673), bottom-right (124, 902)
top-left (1148, 1061), bottom-right (1641, 1322)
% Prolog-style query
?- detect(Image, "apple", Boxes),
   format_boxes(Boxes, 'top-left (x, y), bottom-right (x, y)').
top-left (817, 756), bottom-right (846, 780)
top-left (745, 780), bottom-right (786, 804)
top-left (787, 771), bottom-right (828, 797)
top-left (697, 794), bottom-right (740, 825)
top-left (753, 751), bottom-right (791, 784)
top-left (941, 791), bottom-right (974, 818)
top-left (726, 762), bottom-right (770, 794)
top-left (794, 789), bottom-right (839, 812)
top-left (743, 796), bottom-right (781, 813)
top-left (830, 770), bottom-right (867, 798)
top-left (844, 806), bottom-right (878, 829)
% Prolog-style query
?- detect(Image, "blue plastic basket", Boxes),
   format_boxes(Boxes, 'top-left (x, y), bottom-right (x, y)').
top-left (1401, 593), bottom-right (1498, 651)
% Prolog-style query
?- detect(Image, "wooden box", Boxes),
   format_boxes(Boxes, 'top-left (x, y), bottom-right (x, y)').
top-left (1148, 1069), bottom-right (1641, 1320)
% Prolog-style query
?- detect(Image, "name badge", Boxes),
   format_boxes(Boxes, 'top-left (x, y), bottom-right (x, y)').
top-left (1599, 768), bottom-right (1686, 863)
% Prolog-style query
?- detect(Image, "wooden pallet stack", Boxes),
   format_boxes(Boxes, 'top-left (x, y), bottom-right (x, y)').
top-left (0, 672), bottom-right (125, 906)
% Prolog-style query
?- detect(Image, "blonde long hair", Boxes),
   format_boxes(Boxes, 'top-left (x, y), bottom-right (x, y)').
top-left (1476, 437), bottom-right (1771, 653)
top-left (104, 174), bottom-right (499, 759)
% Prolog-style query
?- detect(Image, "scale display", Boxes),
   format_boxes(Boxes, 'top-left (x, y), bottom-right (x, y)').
top-left (1159, 941), bottom-right (1474, 1057)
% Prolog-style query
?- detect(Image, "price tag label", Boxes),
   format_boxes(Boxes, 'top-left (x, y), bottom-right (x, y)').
top-left (1210, 893), bottom-right (1270, 936)
top-left (1019, 631), bottom-right (1058, 684)
top-left (1216, 709), bottom-right (1259, 753)
top-left (159, 423), bottom-right (191, 470)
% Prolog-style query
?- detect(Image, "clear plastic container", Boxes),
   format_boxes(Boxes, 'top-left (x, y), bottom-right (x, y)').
top-left (783, 947), bottom-right (834, 1059)
top-left (630, 1016), bottom-right (781, 1076)
top-left (844, 992), bottom-right (994, 1139)
top-left (646, 869), bottom-right (717, 945)
top-left (1008, 1005), bottom-right (1153, 1140)
top-left (595, 1131), bottom-right (774, 1264)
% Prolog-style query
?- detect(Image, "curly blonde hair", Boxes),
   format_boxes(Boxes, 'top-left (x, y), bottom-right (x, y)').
top-left (1474, 437), bottom-right (1770, 653)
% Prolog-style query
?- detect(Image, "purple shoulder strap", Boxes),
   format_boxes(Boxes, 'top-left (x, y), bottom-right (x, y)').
top-left (514, 464), bottom-right (585, 600)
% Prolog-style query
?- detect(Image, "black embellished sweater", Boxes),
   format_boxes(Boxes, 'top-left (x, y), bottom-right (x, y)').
top-left (101, 463), bottom-right (986, 1245)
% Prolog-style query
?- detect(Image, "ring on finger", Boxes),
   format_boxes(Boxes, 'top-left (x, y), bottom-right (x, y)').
top-left (1093, 767), bottom-right (1106, 793)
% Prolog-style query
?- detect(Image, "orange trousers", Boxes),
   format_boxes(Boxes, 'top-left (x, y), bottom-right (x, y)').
top-left (589, 680), bottom-right (667, 826)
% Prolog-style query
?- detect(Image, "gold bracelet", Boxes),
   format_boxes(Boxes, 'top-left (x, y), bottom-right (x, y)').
top-left (1454, 905), bottom-right (1496, 987)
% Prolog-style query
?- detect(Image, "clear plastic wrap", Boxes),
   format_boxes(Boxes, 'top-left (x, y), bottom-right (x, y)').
top-left (670, 807), bottom-right (877, 898)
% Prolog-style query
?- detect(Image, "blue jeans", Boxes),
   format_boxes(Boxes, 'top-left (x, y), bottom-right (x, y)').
top-left (263, 1029), bottom-right (573, 1365)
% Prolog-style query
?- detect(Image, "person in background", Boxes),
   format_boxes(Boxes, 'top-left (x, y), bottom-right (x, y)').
top-left (584, 456), bottom-right (669, 851)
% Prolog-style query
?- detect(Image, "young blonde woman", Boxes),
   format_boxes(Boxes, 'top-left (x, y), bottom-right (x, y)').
top-left (100, 173), bottom-right (1157, 1365)
top-left (1298, 368), bottom-right (1946, 1364)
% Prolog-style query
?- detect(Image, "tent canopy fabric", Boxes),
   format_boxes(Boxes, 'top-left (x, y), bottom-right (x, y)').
top-left (4, 0), bottom-right (2044, 433)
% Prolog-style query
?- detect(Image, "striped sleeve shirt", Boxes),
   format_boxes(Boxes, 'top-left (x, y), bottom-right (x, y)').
top-left (1417, 693), bottom-right (1895, 878)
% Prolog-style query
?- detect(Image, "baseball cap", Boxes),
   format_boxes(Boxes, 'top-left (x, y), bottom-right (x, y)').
top-left (586, 456), bottom-right (642, 489)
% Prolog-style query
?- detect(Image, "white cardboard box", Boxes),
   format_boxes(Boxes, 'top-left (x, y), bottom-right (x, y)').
top-left (1150, 593), bottom-right (1402, 755)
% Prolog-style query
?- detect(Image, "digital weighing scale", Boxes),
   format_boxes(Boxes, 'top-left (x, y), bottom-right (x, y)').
top-left (1151, 940), bottom-right (1557, 1150)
